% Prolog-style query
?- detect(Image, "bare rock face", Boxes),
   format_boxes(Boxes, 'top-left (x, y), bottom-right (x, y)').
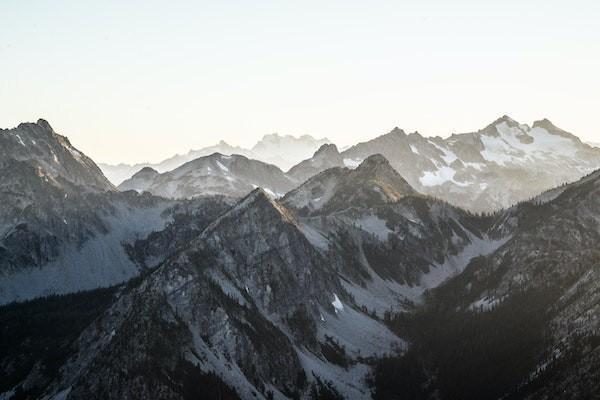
top-left (38, 188), bottom-right (401, 399)
top-left (0, 119), bottom-right (114, 192)
top-left (0, 121), bottom-right (186, 304)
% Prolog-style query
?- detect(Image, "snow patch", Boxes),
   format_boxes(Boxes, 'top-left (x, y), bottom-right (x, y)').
top-left (480, 122), bottom-right (579, 166)
top-left (332, 293), bottom-right (344, 312)
top-left (343, 158), bottom-right (362, 169)
top-left (420, 166), bottom-right (470, 187)
top-left (15, 134), bottom-right (26, 146)
top-left (215, 160), bottom-right (229, 172)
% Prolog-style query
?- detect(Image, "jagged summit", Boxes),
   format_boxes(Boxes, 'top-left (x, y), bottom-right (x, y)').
top-left (135, 166), bottom-right (159, 175)
top-left (313, 143), bottom-right (340, 157)
top-left (201, 187), bottom-right (296, 239)
top-left (387, 126), bottom-right (407, 137)
top-left (286, 143), bottom-right (345, 182)
top-left (36, 118), bottom-right (54, 132)
top-left (283, 154), bottom-right (417, 215)
top-left (330, 115), bottom-right (600, 212)
top-left (355, 153), bottom-right (389, 168)
top-left (350, 154), bottom-right (417, 197)
top-left (489, 114), bottom-right (520, 128)
top-left (531, 118), bottom-right (581, 140)
top-left (1, 119), bottom-right (114, 192)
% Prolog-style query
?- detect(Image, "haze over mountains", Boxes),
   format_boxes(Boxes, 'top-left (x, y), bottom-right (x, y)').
top-left (588, 141), bottom-right (600, 148)
top-left (118, 153), bottom-right (296, 199)
top-left (106, 115), bottom-right (600, 212)
top-left (297, 115), bottom-right (600, 212)
top-left (99, 134), bottom-right (330, 185)
top-left (1, 117), bottom-right (600, 399)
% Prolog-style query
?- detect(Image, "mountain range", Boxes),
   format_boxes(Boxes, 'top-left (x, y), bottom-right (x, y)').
top-left (100, 116), bottom-right (600, 213)
top-left (292, 116), bottom-right (600, 212)
top-left (0, 118), bottom-right (599, 399)
top-left (118, 153), bottom-right (296, 199)
top-left (98, 134), bottom-right (330, 185)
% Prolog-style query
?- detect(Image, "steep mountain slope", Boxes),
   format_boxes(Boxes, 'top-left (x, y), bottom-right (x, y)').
top-left (3, 121), bottom-right (599, 399)
top-left (118, 153), bottom-right (296, 199)
top-left (100, 134), bottom-right (329, 185)
top-left (284, 156), bottom-right (503, 313)
top-left (283, 154), bottom-right (417, 215)
top-left (0, 119), bottom-right (114, 191)
top-left (0, 121), bottom-right (235, 304)
top-left (289, 116), bottom-right (600, 212)
top-left (22, 157), bottom-right (510, 400)
top-left (0, 188), bottom-right (174, 304)
top-left (287, 143), bottom-right (345, 183)
top-left (34, 189), bottom-right (400, 399)
top-left (374, 169), bottom-right (600, 400)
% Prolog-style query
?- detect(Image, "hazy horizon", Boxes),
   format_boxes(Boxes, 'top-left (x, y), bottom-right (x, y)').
top-left (2, 0), bottom-right (599, 164)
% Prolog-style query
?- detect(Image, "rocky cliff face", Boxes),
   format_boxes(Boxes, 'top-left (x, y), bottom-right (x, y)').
top-left (37, 189), bottom-right (401, 399)
top-left (0, 121), bottom-right (185, 303)
top-left (0, 119), bottom-right (114, 192)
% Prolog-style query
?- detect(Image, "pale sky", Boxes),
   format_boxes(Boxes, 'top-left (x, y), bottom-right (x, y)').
top-left (2, 0), bottom-right (599, 164)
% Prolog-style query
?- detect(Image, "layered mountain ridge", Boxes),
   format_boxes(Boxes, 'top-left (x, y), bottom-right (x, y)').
top-left (283, 154), bottom-right (417, 215)
top-left (118, 153), bottom-right (296, 199)
top-left (99, 134), bottom-right (330, 185)
top-left (1, 118), bottom-right (599, 399)
top-left (107, 115), bottom-right (600, 212)
top-left (0, 121), bottom-right (232, 304)
top-left (290, 115), bottom-right (600, 212)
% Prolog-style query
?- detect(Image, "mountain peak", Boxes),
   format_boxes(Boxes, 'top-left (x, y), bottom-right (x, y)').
top-left (353, 154), bottom-right (416, 196)
top-left (245, 186), bottom-right (270, 201)
top-left (532, 118), bottom-right (581, 141)
top-left (313, 143), bottom-right (340, 157)
top-left (388, 126), bottom-right (406, 136)
top-left (134, 166), bottom-right (159, 177)
top-left (203, 187), bottom-right (296, 237)
top-left (357, 153), bottom-right (389, 168)
top-left (36, 118), bottom-right (54, 132)
top-left (283, 154), bottom-right (417, 215)
top-left (490, 114), bottom-right (520, 128)
top-left (532, 118), bottom-right (559, 131)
